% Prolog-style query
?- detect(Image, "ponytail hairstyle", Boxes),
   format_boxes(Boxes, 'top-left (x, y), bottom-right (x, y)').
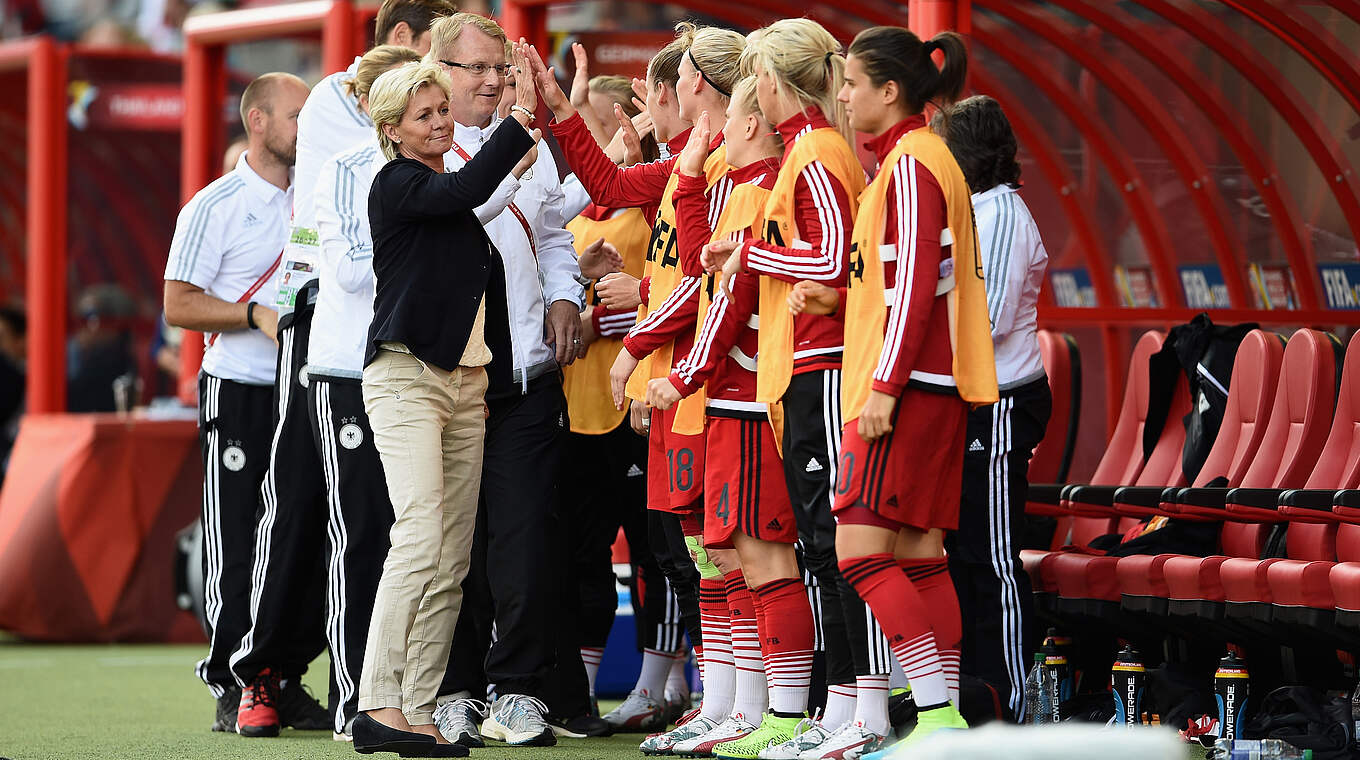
top-left (345, 44), bottom-right (424, 101)
top-left (741, 18), bottom-right (851, 142)
top-left (589, 74), bottom-right (661, 162)
top-left (648, 21), bottom-right (698, 91)
top-left (934, 95), bottom-right (1021, 192)
top-left (686, 25), bottom-right (746, 100)
top-left (847, 26), bottom-right (967, 116)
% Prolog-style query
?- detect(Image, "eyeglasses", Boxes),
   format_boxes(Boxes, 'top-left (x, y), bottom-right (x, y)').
top-left (440, 60), bottom-right (512, 78)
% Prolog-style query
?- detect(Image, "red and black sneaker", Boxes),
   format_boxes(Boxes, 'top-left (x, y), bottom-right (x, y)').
top-left (237, 668), bottom-right (281, 737)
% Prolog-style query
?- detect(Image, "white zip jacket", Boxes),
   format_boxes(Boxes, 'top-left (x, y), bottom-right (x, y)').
top-left (973, 183), bottom-right (1048, 390)
top-left (447, 118), bottom-right (585, 393)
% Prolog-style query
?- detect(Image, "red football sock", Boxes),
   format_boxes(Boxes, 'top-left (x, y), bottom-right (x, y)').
top-left (900, 558), bottom-right (961, 704)
top-left (840, 553), bottom-right (950, 708)
top-left (751, 577), bottom-right (815, 715)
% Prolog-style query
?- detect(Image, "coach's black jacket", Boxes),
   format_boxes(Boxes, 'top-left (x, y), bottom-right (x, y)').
top-left (366, 118), bottom-right (533, 371)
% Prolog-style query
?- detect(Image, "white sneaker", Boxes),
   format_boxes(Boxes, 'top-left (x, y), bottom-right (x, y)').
top-left (602, 689), bottom-right (667, 732)
top-left (641, 714), bottom-right (721, 755)
top-left (759, 718), bottom-right (836, 759)
top-left (481, 694), bottom-right (556, 747)
top-left (798, 721), bottom-right (886, 760)
top-left (434, 697), bottom-right (489, 748)
top-left (671, 713), bottom-right (760, 757)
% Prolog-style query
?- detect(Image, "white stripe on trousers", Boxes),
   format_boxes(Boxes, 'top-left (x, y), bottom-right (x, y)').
top-left (229, 325), bottom-right (293, 680)
top-left (820, 369), bottom-right (893, 675)
top-left (195, 376), bottom-right (226, 696)
top-left (657, 579), bottom-right (683, 653)
top-left (316, 382), bottom-right (356, 734)
top-left (988, 397), bottom-right (1027, 718)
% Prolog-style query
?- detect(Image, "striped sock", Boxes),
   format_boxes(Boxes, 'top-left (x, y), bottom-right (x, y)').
top-left (580, 646), bottom-right (605, 697)
top-left (823, 682), bottom-right (857, 728)
top-left (840, 554), bottom-right (949, 708)
top-left (752, 577), bottom-right (816, 715)
top-left (725, 570), bottom-right (767, 720)
top-left (900, 558), bottom-right (961, 705)
top-left (853, 674), bottom-right (890, 735)
top-left (698, 578), bottom-right (735, 720)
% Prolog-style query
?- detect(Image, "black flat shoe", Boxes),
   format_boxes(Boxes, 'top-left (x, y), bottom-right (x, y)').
top-left (352, 713), bottom-right (436, 756)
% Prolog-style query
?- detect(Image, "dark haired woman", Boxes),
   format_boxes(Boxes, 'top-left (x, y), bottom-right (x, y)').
top-left (936, 94), bottom-right (1051, 723)
top-left (790, 25), bottom-right (996, 753)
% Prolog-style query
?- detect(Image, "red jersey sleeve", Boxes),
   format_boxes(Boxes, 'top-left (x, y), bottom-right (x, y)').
top-left (591, 303), bottom-right (636, 337)
top-left (550, 112), bottom-right (676, 209)
top-left (675, 173), bottom-right (717, 277)
top-left (872, 154), bottom-right (947, 396)
top-left (622, 276), bottom-right (701, 359)
top-left (670, 273), bottom-right (757, 396)
top-left (738, 161), bottom-right (853, 285)
top-left (639, 276), bottom-right (650, 303)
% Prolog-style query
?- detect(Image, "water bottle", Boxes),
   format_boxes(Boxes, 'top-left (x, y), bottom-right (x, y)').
top-left (1024, 653), bottom-right (1052, 725)
top-left (1214, 651), bottom-right (1250, 742)
top-left (1041, 634), bottom-right (1070, 720)
top-left (1351, 677), bottom-right (1360, 750)
top-left (1111, 645), bottom-right (1145, 727)
top-left (1210, 738), bottom-right (1313, 759)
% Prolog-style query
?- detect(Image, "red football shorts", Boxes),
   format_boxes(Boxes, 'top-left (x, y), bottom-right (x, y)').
top-left (703, 416), bottom-right (796, 549)
top-left (646, 405), bottom-right (706, 513)
top-left (833, 388), bottom-right (967, 532)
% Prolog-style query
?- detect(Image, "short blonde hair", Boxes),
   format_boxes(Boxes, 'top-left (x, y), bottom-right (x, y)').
top-left (424, 12), bottom-right (510, 64)
top-left (742, 18), bottom-right (850, 140)
top-left (345, 45), bottom-right (423, 100)
top-left (369, 61), bottom-right (452, 160)
top-left (729, 75), bottom-right (782, 151)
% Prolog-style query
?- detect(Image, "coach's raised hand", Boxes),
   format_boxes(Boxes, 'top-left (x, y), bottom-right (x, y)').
top-left (523, 41), bottom-right (574, 121)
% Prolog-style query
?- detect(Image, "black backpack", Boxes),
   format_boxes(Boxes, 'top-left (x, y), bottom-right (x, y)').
top-left (1243, 685), bottom-right (1359, 760)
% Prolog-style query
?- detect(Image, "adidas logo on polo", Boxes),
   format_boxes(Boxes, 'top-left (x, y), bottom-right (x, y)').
top-left (243, 212), bottom-right (261, 228)
top-left (968, 439), bottom-right (985, 452)
top-left (805, 458), bottom-right (824, 473)
top-left (626, 464), bottom-right (644, 478)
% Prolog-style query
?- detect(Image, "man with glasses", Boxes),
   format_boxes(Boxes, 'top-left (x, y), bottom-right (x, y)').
top-left (418, 12), bottom-right (601, 751)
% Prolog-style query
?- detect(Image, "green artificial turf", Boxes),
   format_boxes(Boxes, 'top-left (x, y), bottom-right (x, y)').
top-left (0, 641), bottom-right (1212, 760)
top-left (0, 642), bottom-right (649, 760)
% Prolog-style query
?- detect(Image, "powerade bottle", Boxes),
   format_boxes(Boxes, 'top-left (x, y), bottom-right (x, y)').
top-left (1046, 628), bottom-right (1078, 697)
top-left (1111, 645), bottom-right (1145, 727)
top-left (1214, 651), bottom-right (1250, 742)
top-left (1041, 635), bottom-right (1068, 722)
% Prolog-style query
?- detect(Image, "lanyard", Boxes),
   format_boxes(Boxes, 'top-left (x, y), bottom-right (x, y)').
top-left (207, 249), bottom-right (282, 347)
top-left (449, 138), bottom-right (537, 259)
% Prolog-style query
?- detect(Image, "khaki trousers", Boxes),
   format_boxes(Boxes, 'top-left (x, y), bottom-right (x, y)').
top-left (357, 346), bottom-right (487, 725)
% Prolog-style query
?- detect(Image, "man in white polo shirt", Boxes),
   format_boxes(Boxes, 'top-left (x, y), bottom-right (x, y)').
top-left (163, 71), bottom-right (308, 735)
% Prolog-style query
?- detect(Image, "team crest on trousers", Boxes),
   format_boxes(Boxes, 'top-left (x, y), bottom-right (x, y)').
top-left (339, 418), bottom-right (363, 450)
top-left (222, 440), bottom-right (246, 472)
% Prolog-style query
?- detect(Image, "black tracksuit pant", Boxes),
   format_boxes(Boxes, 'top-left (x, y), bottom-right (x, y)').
top-left (228, 287), bottom-right (329, 690)
top-left (308, 374), bottom-right (394, 734)
top-left (559, 420), bottom-right (665, 653)
top-left (194, 372), bottom-right (274, 697)
top-left (946, 376), bottom-right (1052, 721)
top-left (442, 375), bottom-right (588, 715)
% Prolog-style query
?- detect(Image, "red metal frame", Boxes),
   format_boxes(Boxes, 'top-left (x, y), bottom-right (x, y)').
top-left (1220, 0), bottom-right (1360, 117)
top-left (1131, 0), bottom-right (1360, 311)
top-left (970, 17), bottom-right (1179, 308)
top-left (176, 0), bottom-right (360, 403)
top-left (1, 38), bottom-right (68, 414)
top-left (1044, 0), bottom-right (1318, 311)
top-left (980, 0), bottom-right (1247, 308)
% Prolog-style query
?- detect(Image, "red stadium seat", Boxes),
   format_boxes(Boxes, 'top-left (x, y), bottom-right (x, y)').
top-left (1147, 330), bottom-right (1334, 626)
top-left (1020, 331), bottom-right (1162, 609)
top-left (1029, 330), bottom-right (1081, 484)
